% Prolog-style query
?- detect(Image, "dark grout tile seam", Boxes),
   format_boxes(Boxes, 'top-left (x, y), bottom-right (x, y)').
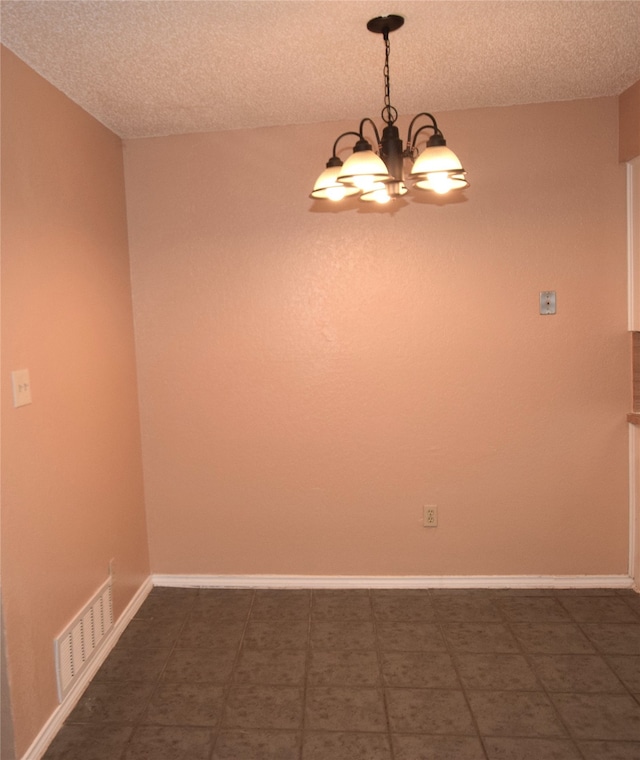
top-left (64, 586), bottom-right (640, 760)
top-left (114, 588), bottom-right (251, 760)
top-left (106, 589), bottom-right (196, 759)
top-left (493, 591), bottom-right (639, 760)
top-left (367, 588), bottom-right (398, 760)
top-left (206, 588), bottom-right (258, 760)
top-left (298, 590), bottom-right (313, 760)
top-left (556, 590), bottom-right (640, 708)
top-left (431, 596), bottom-right (492, 760)
top-left (570, 614), bottom-right (640, 712)
top-left (515, 604), bottom-right (590, 760)
top-left (494, 594), bottom-right (586, 759)
top-left (123, 588), bottom-right (212, 760)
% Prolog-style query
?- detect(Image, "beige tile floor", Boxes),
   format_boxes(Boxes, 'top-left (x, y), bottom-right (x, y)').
top-left (44, 587), bottom-right (640, 759)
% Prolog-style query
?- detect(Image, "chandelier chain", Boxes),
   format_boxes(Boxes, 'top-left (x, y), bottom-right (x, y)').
top-left (382, 32), bottom-right (398, 126)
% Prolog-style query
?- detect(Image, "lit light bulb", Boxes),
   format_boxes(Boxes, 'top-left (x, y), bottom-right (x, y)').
top-left (360, 182), bottom-right (396, 203)
top-left (371, 188), bottom-right (391, 203)
top-left (427, 172), bottom-right (454, 194)
top-left (326, 185), bottom-right (347, 201)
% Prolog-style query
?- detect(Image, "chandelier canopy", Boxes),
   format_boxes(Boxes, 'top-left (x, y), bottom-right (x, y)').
top-left (310, 15), bottom-right (469, 206)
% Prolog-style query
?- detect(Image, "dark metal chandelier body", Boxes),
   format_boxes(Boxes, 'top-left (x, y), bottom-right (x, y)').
top-left (310, 15), bottom-right (469, 205)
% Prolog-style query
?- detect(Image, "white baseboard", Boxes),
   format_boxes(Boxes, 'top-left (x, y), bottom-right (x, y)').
top-left (152, 573), bottom-right (634, 590)
top-left (21, 577), bottom-right (153, 760)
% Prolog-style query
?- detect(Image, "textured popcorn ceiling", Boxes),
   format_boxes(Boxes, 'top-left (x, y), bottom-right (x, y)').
top-left (1, 0), bottom-right (639, 139)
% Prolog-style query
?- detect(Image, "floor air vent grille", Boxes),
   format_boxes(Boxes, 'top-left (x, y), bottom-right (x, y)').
top-left (54, 578), bottom-right (113, 701)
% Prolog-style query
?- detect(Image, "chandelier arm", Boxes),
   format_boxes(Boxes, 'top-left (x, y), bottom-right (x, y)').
top-left (331, 131), bottom-right (363, 158)
top-left (358, 117), bottom-right (382, 148)
top-left (410, 123), bottom-right (442, 152)
top-left (406, 112), bottom-right (441, 149)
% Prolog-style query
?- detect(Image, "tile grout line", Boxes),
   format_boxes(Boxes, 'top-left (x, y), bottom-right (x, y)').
top-left (557, 592), bottom-right (640, 753)
top-left (301, 590), bottom-right (313, 760)
top-left (503, 594), bottom-right (590, 759)
top-left (571, 602), bottom-right (640, 706)
top-left (117, 589), bottom-right (198, 760)
top-left (207, 588), bottom-right (257, 760)
top-left (429, 589), bottom-right (493, 760)
top-left (48, 587), bottom-right (640, 759)
top-left (368, 588), bottom-right (397, 760)
top-left (568, 599), bottom-right (640, 743)
top-left (495, 592), bottom-right (619, 760)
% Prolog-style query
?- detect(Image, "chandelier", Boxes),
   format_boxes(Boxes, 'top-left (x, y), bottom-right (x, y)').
top-left (310, 15), bottom-right (469, 205)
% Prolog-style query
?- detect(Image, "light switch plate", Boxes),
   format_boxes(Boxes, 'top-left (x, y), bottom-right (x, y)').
top-left (540, 291), bottom-right (556, 315)
top-left (11, 369), bottom-right (32, 407)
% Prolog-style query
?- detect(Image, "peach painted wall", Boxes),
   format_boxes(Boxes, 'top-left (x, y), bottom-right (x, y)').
top-left (1, 48), bottom-right (150, 756)
top-left (125, 96), bottom-right (629, 578)
top-left (620, 79), bottom-right (640, 162)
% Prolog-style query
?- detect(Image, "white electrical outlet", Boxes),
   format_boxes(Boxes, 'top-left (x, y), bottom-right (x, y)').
top-left (423, 505), bottom-right (438, 527)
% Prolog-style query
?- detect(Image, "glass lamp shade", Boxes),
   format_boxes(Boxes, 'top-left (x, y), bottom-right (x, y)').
top-left (310, 165), bottom-right (360, 200)
top-left (338, 149), bottom-right (392, 192)
top-left (409, 145), bottom-right (468, 194)
top-left (409, 144), bottom-right (463, 177)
